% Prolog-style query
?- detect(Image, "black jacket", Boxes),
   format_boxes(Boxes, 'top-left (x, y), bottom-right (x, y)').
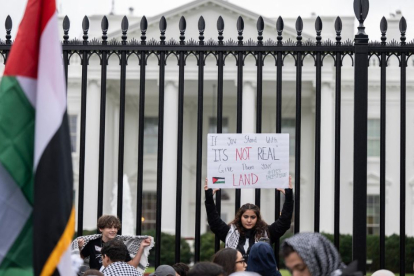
top-left (205, 189), bottom-right (294, 248)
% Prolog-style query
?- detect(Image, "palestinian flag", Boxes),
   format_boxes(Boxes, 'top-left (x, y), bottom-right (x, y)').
top-left (0, 0), bottom-right (74, 275)
top-left (212, 177), bottom-right (225, 184)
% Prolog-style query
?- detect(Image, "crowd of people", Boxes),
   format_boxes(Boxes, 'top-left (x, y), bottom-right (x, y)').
top-left (71, 177), bottom-right (395, 276)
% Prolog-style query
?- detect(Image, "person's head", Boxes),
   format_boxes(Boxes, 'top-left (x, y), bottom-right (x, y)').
top-left (100, 239), bottom-right (128, 267)
top-left (246, 242), bottom-right (279, 276)
top-left (230, 204), bottom-right (267, 238)
top-left (228, 273), bottom-right (261, 276)
top-left (82, 269), bottom-right (104, 276)
top-left (371, 270), bottom-right (395, 276)
top-left (188, 262), bottom-right (225, 276)
top-left (149, 265), bottom-right (176, 276)
top-left (97, 215), bottom-right (121, 242)
top-left (282, 233), bottom-right (344, 276)
top-left (173, 263), bottom-right (190, 276)
top-left (213, 248), bottom-right (246, 275)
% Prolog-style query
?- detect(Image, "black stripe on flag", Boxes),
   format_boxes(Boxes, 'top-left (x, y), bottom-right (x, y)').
top-left (33, 112), bottom-right (73, 275)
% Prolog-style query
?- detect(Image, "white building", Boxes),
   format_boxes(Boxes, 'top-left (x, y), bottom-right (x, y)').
top-left (57, 0), bottom-right (414, 237)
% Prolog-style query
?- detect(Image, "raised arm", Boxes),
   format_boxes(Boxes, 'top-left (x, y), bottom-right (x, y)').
top-left (268, 176), bottom-right (294, 243)
top-left (204, 178), bottom-right (229, 242)
top-left (127, 237), bottom-right (151, 268)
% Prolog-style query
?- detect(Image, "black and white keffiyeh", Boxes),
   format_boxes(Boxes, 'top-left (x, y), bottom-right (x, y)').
top-left (71, 234), bottom-right (154, 274)
top-left (283, 233), bottom-right (345, 276)
top-left (103, 261), bottom-right (141, 276)
top-left (225, 224), bottom-right (268, 249)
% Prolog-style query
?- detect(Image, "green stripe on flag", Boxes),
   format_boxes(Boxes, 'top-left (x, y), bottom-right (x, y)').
top-left (0, 216), bottom-right (33, 276)
top-left (0, 76), bottom-right (35, 205)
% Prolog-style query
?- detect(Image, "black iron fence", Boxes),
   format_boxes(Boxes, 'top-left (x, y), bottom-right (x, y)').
top-left (0, 0), bottom-right (410, 274)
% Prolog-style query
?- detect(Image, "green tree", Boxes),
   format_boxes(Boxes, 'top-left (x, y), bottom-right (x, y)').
top-left (200, 231), bottom-right (224, 261)
top-left (143, 230), bottom-right (193, 266)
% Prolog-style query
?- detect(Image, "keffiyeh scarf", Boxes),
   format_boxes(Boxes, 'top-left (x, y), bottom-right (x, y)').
top-left (225, 224), bottom-right (268, 249)
top-left (71, 234), bottom-right (154, 274)
top-left (283, 233), bottom-right (345, 276)
top-left (102, 261), bottom-right (141, 276)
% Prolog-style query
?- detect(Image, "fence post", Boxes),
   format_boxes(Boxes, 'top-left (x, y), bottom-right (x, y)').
top-left (352, 0), bottom-right (369, 273)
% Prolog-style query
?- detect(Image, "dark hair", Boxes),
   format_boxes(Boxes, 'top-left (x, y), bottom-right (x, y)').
top-left (281, 242), bottom-right (296, 258)
top-left (83, 269), bottom-right (104, 276)
top-left (229, 203), bottom-right (268, 240)
top-left (188, 262), bottom-right (224, 276)
top-left (101, 239), bottom-right (128, 262)
top-left (173, 263), bottom-right (190, 276)
top-left (97, 215), bottom-right (121, 230)
top-left (212, 248), bottom-right (238, 276)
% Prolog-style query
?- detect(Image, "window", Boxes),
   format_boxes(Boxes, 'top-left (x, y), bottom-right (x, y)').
top-left (69, 115), bottom-right (77, 153)
top-left (142, 192), bottom-right (157, 231)
top-left (367, 195), bottom-right (380, 235)
top-left (208, 117), bottom-right (229, 133)
top-left (368, 119), bottom-right (380, 157)
top-left (144, 117), bottom-right (158, 154)
top-left (281, 118), bottom-right (295, 156)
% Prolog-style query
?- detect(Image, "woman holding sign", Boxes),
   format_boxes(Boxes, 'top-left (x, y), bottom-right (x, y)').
top-left (204, 176), bottom-right (293, 261)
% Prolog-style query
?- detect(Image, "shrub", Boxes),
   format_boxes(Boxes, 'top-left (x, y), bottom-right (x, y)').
top-left (200, 231), bottom-right (224, 261)
top-left (143, 230), bottom-right (192, 266)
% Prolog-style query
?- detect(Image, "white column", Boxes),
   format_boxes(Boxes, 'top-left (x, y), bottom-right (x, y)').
top-left (241, 81), bottom-right (256, 204)
top-left (161, 81), bottom-right (178, 234)
top-left (320, 82), bottom-right (335, 233)
top-left (83, 80), bottom-right (101, 230)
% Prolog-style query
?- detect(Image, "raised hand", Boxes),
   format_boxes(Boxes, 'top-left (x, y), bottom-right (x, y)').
top-left (204, 178), bottom-right (220, 195)
top-left (141, 237), bottom-right (151, 248)
top-left (277, 175), bottom-right (293, 195)
top-left (77, 238), bottom-right (85, 249)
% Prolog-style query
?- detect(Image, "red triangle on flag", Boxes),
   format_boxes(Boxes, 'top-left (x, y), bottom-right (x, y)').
top-left (212, 177), bottom-right (218, 183)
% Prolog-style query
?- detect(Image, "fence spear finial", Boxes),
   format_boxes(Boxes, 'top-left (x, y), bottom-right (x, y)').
top-left (353, 0), bottom-right (369, 37)
top-left (179, 16), bottom-right (186, 45)
top-left (217, 16), bottom-right (224, 45)
top-left (82, 15), bottom-right (89, 45)
top-left (277, 16), bottom-right (284, 45)
top-left (159, 16), bottom-right (167, 45)
top-left (198, 16), bottom-right (205, 45)
top-left (63, 15), bottom-right (70, 44)
top-left (380, 16), bottom-right (387, 45)
top-left (5, 15), bottom-right (12, 44)
top-left (101, 16), bottom-right (108, 45)
top-left (257, 16), bottom-right (264, 45)
top-left (335, 16), bottom-right (342, 45)
top-left (141, 16), bottom-right (147, 45)
top-left (315, 16), bottom-right (322, 45)
top-left (399, 16), bottom-right (407, 45)
top-left (237, 16), bottom-right (244, 45)
top-left (121, 16), bottom-right (129, 45)
top-left (296, 16), bottom-right (303, 46)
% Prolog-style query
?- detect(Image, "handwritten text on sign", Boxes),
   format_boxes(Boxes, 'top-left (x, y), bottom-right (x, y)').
top-left (207, 134), bottom-right (289, 189)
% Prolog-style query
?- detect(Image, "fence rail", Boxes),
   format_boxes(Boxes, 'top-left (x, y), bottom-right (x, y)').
top-left (0, 0), bottom-right (409, 274)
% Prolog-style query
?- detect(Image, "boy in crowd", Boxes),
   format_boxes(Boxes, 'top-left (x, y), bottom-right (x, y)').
top-left (72, 215), bottom-right (153, 273)
top-left (101, 239), bottom-right (140, 276)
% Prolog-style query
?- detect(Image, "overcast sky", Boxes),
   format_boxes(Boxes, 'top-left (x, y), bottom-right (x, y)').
top-left (1, 0), bottom-right (414, 41)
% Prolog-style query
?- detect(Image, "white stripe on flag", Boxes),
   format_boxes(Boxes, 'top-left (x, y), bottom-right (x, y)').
top-left (16, 76), bottom-right (37, 108)
top-left (57, 246), bottom-right (77, 276)
top-left (0, 163), bottom-right (32, 264)
top-left (34, 13), bottom-right (66, 169)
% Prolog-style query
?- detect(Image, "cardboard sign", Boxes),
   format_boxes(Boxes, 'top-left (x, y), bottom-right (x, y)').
top-left (207, 134), bottom-right (289, 189)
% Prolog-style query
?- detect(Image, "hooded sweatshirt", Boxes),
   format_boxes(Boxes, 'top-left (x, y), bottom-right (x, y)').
top-left (246, 242), bottom-right (281, 276)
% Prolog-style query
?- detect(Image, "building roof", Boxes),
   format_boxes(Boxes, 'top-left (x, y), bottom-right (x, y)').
top-left (108, 0), bottom-right (313, 39)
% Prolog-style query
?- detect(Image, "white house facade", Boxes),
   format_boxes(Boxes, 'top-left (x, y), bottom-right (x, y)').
top-left (46, 0), bottom-right (414, 238)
